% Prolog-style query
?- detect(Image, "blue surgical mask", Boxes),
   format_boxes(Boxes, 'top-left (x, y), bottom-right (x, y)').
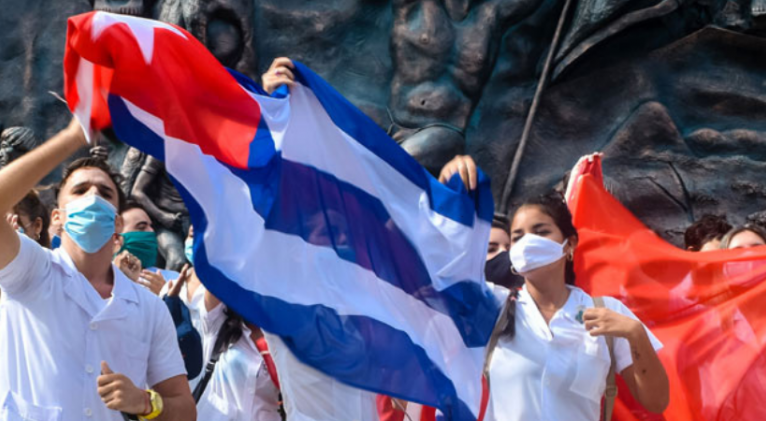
top-left (185, 237), bottom-right (194, 264)
top-left (17, 226), bottom-right (25, 234)
top-left (63, 195), bottom-right (117, 254)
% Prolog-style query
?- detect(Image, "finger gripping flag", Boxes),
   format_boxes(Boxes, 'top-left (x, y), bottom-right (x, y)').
top-left (64, 11), bottom-right (500, 421)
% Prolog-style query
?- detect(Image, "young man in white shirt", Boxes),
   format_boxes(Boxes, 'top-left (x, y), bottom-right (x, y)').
top-left (116, 201), bottom-right (179, 295)
top-left (0, 119), bottom-right (196, 421)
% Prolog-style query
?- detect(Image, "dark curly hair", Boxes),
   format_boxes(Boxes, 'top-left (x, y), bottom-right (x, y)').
top-left (56, 157), bottom-right (126, 212)
top-left (684, 214), bottom-right (732, 251)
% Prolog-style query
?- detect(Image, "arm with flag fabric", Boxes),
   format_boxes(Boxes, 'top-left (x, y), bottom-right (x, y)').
top-left (566, 153), bottom-right (670, 415)
top-left (64, 12), bottom-right (499, 420)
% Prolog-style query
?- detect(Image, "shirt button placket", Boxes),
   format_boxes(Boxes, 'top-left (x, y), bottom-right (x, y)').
top-left (85, 320), bottom-right (98, 419)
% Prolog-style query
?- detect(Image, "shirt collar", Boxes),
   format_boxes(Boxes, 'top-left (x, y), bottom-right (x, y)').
top-left (518, 283), bottom-right (588, 324)
top-left (559, 286), bottom-right (587, 324)
top-left (111, 263), bottom-right (140, 304)
top-left (53, 246), bottom-right (139, 304)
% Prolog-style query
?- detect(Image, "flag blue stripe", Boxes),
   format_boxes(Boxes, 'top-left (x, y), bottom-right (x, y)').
top-left (109, 95), bottom-right (165, 162)
top-left (289, 62), bottom-right (494, 227)
top-left (177, 175), bottom-right (479, 421)
top-left (229, 158), bottom-right (498, 347)
top-left (109, 94), bottom-right (499, 347)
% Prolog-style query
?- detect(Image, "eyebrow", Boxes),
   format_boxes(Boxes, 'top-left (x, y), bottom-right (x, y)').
top-left (70, 181), bottom-right (116, 194)
top-left (511, 222), bottom-right (551, 234)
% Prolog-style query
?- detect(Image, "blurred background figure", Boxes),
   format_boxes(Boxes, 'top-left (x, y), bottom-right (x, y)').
top-left (685, 214), bottom-right (733, 252)
top-left (720, 224), bottom-right (766, 250)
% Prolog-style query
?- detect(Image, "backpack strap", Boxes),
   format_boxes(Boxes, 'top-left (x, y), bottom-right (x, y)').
top-left (593, 296), bottom-right (617, 421)
top-left (192, 329), bottom-right (229, 403)
top-left (255, 337), bottom-right (281, 390)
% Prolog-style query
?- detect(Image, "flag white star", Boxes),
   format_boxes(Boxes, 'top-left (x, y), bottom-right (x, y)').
top-left (91, 11), bottom-right (187, 64)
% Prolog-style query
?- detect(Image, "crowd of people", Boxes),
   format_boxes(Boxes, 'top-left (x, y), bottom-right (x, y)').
top-left (0, 57), bottom-right (760, 421)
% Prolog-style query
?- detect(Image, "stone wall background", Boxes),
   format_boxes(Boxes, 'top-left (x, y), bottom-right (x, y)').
top-left (2, 0), bottom-right (766, 246)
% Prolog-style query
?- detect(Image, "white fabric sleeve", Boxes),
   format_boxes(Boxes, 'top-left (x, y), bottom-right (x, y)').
top-left (199, 301), bottom-right (227, 337)
top-left (146, 298), bottom-right (187, 387)
top-left (605, 297), bottom-right (663, 373)
top-left (0, 234), bottom-right (52, 297)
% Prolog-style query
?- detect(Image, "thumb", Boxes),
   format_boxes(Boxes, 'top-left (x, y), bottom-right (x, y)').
top-left (100, 361), bottom-right (114, 375)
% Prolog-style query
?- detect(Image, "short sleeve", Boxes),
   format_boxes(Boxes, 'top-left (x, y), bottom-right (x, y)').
top-left (146, 299), bottom-right (187, 387)
top-left (605, 298), bottom-right (663, 373)
top-left (0, 234), bottom-right (52, 297)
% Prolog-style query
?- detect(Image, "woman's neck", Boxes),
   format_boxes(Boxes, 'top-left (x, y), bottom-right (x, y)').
top-left (524, 267), bottom-right (570, 324)
top-left (187, 269), bottom-right (203, 302)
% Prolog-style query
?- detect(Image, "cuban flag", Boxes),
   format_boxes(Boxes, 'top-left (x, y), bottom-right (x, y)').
top-left (64, 11), bottom-right (500, 421)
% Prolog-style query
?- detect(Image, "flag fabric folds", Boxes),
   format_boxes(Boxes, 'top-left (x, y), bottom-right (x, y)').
top-left (64, 11), bottom-right (500, 421)
top-left (567, 155), bottom-right (766, 421)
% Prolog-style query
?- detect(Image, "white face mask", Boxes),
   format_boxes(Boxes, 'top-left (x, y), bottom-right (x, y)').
top-left (510, 234), bottom-right (568, 274)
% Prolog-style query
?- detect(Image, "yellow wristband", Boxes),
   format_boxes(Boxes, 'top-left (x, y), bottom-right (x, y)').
top-left (138, 389), bottom-right (163, 420)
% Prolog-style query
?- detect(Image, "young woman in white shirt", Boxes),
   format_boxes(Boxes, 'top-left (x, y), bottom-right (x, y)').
top-left (439, 156), bottom-right (670, 421)
top-left (184, 227), bottom-right (281, 421)
top-left (485, 193), bottom-right (669, 421)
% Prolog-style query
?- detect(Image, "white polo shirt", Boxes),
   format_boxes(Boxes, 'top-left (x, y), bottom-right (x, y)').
top-left (485, 284), bottom-right (662, 421)
top-left (263, 332), bottom-right (379, 421)
top-left (196, 303), bottom-right (281, 421)
top-left (0, 234), bottom-right (186, 421)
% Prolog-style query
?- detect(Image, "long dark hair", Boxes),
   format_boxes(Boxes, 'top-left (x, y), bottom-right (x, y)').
top-left (500, 193), bottom-right (578, 340)
top-left (215, 307), bottom-right (245, 354)
top-left (511, 192), bottom-right (578, 285)
top-left (14, 189), bottom-right (51, 248)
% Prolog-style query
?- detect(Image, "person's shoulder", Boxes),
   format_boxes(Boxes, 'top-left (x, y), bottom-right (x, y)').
top-left (569, 286), bottom-right (629, 311)
top-left (487, 282), bottom-right (511, 304)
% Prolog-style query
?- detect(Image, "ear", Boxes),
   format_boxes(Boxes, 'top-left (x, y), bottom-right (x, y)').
top-left (33, 217), bottom-right (43, 238)
top-left (51, 208), bottom-right (63, 227)
top-left (114, 213), bottom-right (124, 235)
top-left (567, 235), bottom-right (579, 252)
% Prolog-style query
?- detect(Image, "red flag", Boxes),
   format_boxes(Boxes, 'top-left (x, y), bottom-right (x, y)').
top-left (567, 155), bottom-right (766, 420)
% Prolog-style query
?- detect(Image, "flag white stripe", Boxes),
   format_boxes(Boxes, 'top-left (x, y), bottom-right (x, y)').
top-left (73, 57), bottom-right (95, 144)
top-left (156, 127), bottom-right (484, 416)
top-left (269, 84), bottom-right (490, 292)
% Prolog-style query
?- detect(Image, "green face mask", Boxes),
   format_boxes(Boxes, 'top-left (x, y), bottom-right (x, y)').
top-left (118, 231), bottom-right (159, 269)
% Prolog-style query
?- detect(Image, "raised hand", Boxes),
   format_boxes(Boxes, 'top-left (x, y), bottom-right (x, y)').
top-left (438, 155), bottom-right (477, 191)
top-left (114, 250), bottom-right (142, 283)
top-left (262, 57), bottom-right (296, 95)
top-left (139, 269), bottom-right (166, 296)
top-left (166, 264), bottom-right (190, 298)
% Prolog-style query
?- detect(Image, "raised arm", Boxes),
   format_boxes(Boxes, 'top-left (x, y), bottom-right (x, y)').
top-left (261, 57), bottom-right (295, 95)
top-left (438, 154), bottom-right (478, 191)
top-left (0, 119), bottom-right (86, 269)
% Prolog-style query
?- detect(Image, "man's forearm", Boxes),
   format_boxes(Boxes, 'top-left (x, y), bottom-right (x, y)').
top-left (0, 120), bottom-right (85, 269)
top-left (154, 394), bottom-right (196, 421)
top-left (0, 120), bottom-right (85, 214)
